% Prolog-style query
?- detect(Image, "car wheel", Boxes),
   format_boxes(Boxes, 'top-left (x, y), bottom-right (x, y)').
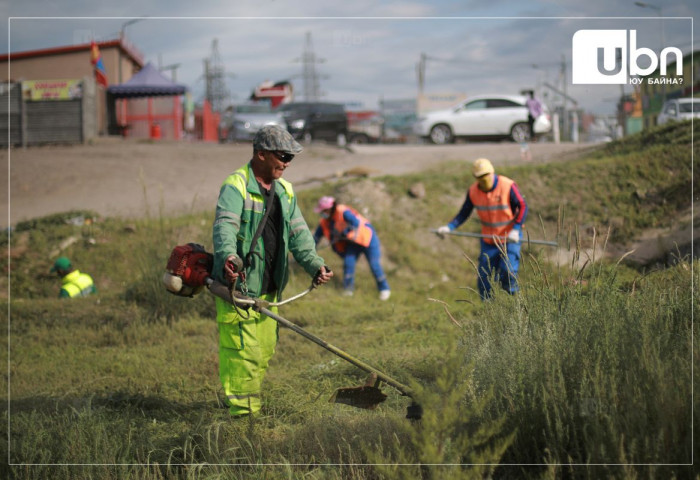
top-left (349, 133), bottom-right (370, 144)
top-left (429, 124), bottom-right (453, 144)
top-left (511, 122), bottom-right (530, 143)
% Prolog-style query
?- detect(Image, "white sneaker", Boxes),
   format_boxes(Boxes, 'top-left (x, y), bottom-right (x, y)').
top-left (343, 289), bottom-right (354, 297)
top-left (379, 290), bottom-right (391, 301)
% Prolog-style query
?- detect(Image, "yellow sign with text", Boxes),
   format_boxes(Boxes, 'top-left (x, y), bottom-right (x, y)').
top-left (22, 79), bottom-right (82, 101)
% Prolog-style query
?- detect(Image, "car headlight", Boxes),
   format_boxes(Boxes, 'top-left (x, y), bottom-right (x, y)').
top-left (290, 119), bottom-right (305, 130)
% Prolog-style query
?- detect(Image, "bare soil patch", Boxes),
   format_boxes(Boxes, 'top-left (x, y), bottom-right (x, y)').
top-left (3, 137), bottom-right (586, 229)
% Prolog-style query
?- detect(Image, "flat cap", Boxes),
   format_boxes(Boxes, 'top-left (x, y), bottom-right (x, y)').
top-left (253, 125), bottom-right (303, 154)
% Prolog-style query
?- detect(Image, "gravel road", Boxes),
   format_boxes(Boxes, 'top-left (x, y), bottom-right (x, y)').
top-left (3, 138), bottom-right (588, 229)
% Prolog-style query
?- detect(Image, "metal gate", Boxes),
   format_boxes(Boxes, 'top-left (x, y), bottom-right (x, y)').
top-left (25, 100), bottom-right (82, 144)
top-left (0, 77), bottom-right (97, 147)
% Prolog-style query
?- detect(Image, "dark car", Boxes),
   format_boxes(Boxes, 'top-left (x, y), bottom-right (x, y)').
top-left (277, 102), bottom-right (348, 144)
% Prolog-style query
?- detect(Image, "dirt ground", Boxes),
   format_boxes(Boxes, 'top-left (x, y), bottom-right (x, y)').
top-left (2, 137), bottom-right (588, 229)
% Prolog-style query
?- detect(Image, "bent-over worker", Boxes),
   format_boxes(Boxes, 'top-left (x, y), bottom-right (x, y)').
top-left (50, 256), bottom-right (96, 298)
top-left (313, 196), bottom-right (391, 301)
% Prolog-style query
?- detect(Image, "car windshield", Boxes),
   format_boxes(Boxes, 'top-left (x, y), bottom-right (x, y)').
top-left (678, 101), bottom-right (700, 113)
top-left (235, 104), bottom-right (273, 114)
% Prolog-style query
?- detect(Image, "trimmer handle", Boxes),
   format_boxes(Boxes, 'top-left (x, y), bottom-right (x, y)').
top-left (312, 265), bottom-right (333, 287)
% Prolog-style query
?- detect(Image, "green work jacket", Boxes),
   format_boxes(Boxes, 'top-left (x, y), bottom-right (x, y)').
top-left (60, 270), bottom-right (96, 298)
top-left (213, 162), bottom-right (324, 306)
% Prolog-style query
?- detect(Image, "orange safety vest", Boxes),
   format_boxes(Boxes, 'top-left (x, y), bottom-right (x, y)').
top-left (319, 205), bottom-right (373, 253)
top-left (468, 175), bottom-right (516, 244)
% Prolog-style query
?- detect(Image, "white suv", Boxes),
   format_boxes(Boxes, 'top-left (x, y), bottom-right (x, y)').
top-left (413, 94), bottom-right (551, 144)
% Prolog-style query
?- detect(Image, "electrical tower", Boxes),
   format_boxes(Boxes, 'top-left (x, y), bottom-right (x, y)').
top-left (203, 38), bottom-right (230, 112)
top-left (296, 32), bottom-right (325, 101)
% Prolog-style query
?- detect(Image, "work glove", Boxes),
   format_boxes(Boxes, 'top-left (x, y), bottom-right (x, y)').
top-left (436, 225), bottom-right (451, 239)
top-left (507, 229), bottom-right (520, 243)
top-left (313, 265), bottom-right (333, 286)
top-left (224, 254), bottom-right (244, 284)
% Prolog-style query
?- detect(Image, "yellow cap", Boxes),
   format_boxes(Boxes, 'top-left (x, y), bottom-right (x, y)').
top-left (472, 158), bottom-right (494, 177)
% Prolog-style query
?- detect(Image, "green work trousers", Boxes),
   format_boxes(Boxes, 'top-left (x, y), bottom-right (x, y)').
top-left (217, 292), bottom-right (278, 416)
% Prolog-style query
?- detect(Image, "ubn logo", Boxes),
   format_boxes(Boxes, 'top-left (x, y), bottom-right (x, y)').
top-left (572, 30), bottom-right (682, 84)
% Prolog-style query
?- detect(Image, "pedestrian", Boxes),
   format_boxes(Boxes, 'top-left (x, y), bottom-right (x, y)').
top-left (436, 158), bottom-right (528, 300)
top-left (50, 256), bottom-right (96, 298)
top-left (313, 196), bottom-right (391, 301)
top-left (525, 90), bottom-right (543, 141)
top-left (212, 124), bottom-right (333, 418)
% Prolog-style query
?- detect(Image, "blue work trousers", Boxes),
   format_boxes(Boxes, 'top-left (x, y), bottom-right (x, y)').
top-left (477, 240), bottom-right (521, 300)
top-left (342, 232), bottom-right (389, 293)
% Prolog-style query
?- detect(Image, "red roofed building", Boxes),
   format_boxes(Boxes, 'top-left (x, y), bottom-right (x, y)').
top-left (0, 38), bottom-right (144, 138)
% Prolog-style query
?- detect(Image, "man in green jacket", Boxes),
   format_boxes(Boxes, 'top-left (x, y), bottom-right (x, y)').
top-left (51, 256), bottom-right (97, 298)
top-left (212, 124), bottom-right (333, 417)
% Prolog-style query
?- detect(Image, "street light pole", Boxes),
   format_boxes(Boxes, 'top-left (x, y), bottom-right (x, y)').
top-left (119, 18), bottom-right (145, 84)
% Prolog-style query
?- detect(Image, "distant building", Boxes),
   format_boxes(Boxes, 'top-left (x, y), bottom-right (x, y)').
top-left (639, 50), bottom-right (700, 129)
top-left (0, 39), bottom-right (145, 137)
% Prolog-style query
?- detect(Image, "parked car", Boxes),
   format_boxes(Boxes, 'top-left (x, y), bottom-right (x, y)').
top-left (656, 97), bottom-right (700, 125)
top-left (277, 102), bottom-right (348, 144)
top-left (413, 94), bottom-right (551, 144)
top-left (219, 103), bottom-right (286, 143)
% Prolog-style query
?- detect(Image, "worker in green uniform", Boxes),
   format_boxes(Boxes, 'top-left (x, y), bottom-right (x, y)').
top-left (50, 256), bottom-right (96, 298)
top-left (212, 124), bottom-right (333, 417)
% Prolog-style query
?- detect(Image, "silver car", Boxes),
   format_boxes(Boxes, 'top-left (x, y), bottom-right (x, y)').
top-left (221, 103), bottom-right (287, 142)
top-left (656, 98), bottom-right (700, 125)
top-left (413, 94), bottom-right (551, 144)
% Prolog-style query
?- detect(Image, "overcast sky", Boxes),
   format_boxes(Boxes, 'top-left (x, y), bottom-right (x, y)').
top-left (2, 1), bottom-right (697, 115)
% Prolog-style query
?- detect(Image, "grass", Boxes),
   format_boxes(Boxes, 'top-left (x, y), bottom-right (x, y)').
top-left (2, 120), bottom-right (697, 479)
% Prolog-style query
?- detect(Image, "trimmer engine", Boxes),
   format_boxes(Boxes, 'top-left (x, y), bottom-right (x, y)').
top-left (162, 243), bottom-right (213, 297)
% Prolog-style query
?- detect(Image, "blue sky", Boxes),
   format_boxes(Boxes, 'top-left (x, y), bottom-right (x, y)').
top-left (2, 1), bottom-right (697, 115)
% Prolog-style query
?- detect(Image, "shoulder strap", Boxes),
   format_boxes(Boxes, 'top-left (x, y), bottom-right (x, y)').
top-left (244, 180), bottom-right (276, 269)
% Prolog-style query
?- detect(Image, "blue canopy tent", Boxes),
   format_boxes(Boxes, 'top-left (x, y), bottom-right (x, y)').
top-left (107, 62), bottom-right (187, 139)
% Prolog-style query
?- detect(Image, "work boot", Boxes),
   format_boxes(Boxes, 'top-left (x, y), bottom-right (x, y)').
top-left (379, 290), bottom-right (391, 301)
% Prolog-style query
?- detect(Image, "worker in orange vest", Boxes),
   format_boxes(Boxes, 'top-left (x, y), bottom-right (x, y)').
top-left (436, 158), bottom-right (528, 300)
top-left (313, 196), bottom-right (391, 300)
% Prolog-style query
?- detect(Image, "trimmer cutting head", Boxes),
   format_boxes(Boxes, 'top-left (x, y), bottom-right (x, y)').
top-left (329, 384), bottom-right (388, 410)
top-left (328, 373), bottom-right (423, 420)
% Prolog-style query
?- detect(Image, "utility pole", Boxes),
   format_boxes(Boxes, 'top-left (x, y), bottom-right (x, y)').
top-left (158, 53), bottom-right (180, 82)
top-left (560, 54), bottom-right (569, 141)
top-left (203, 38), bottom-right (230, 112)
top-left (417, 52), bottom-right (426, 94)
top-left (635, 2), bottom-right (666, 102)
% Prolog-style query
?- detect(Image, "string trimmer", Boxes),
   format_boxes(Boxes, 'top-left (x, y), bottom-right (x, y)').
top-left (162, 243), bottom-right (422, 420)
